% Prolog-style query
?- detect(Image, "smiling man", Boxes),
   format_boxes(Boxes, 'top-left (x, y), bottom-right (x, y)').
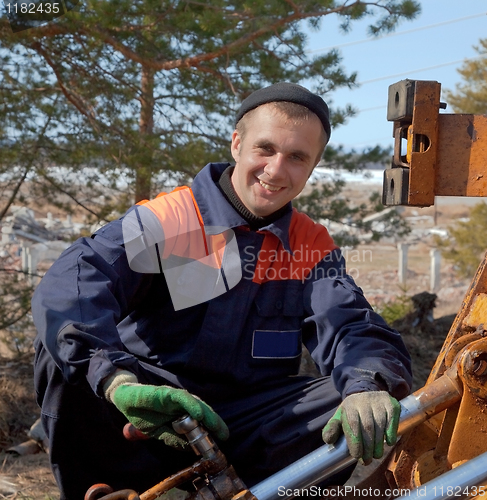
top-left (32, 83), bottom-right (412, 500)
top-left (231, 99), bottom-right (325, 217)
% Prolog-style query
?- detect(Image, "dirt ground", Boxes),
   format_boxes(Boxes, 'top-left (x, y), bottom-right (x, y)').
top-left (0, 356), bottom-right (58, 499)
top-left (0, 188), bottom-right (480, 499)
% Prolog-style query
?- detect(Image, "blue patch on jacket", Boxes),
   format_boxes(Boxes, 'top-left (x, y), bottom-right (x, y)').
top-left (252, 329), bottom-right (301, 358)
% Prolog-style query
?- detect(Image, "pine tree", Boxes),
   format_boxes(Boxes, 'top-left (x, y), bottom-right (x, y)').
top-left (435, 203), bottom-right (487, 279)
top-left (444, 38), bottom-right (487, 114)
top-left (1, 0), bottom-right (420, 211)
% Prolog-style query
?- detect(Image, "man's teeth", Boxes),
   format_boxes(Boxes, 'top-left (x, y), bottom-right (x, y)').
top-left (259, 180), bottom-right (281, 192)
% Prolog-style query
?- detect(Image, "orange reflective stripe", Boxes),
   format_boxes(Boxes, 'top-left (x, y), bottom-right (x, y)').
top-left (140, 187), bottom-right (225, 269)
top-left (252, 209), bottom-right (338, 284)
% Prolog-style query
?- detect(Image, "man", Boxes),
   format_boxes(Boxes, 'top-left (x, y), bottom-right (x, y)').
top-left (32, 82), bottom-right (412, 500)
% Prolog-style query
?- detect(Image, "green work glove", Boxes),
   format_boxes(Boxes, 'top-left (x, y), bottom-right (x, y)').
top-left (322, 391), bottom-right (401, 465)
top-left (112, 384), bottom-right (229, 449)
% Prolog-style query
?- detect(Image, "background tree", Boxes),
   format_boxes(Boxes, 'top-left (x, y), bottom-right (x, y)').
top-left (444, 38), bottom-right (487, 114)
top-left (435, 203), bottom-right (487, 279)
top-left (1, 0), bottom-right (420, 213)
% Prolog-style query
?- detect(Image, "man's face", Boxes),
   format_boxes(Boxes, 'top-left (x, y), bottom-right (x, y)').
top-left (231, 104), bottom-right (324, 217)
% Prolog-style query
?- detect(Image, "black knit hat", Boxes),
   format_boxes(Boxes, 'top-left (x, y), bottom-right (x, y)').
top-left (235, 82), bottom-right (331, 142)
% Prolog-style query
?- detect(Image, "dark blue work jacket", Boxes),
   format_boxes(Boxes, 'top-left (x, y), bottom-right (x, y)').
top-left (32, 162), bottom-right (412, 409)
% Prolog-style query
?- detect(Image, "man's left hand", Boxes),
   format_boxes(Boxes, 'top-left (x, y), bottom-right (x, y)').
top-left (321, 391), bottom-right (400, 464)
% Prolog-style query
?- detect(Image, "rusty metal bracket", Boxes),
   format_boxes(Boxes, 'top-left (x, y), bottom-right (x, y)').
top-left (383, 79), bottom-right (487, 207)
top-left (386, 336), bottom-right (487, 492)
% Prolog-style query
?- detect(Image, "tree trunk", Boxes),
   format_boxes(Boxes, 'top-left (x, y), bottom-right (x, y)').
top-left (135, 65), bottom-right (155, 203)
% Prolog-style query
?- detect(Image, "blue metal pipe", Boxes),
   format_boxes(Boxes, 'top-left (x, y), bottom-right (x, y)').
top-left (250, 371), bottom-right (462, 500)
top-left (399, 450), bottom-right (487, 499)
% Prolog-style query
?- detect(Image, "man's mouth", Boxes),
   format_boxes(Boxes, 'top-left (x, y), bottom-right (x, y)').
top-left (259, 179), bottom-right (282, 192)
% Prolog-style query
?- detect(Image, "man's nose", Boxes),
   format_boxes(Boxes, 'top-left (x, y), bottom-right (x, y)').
top-left (264, 154), bottom-right (285, 178)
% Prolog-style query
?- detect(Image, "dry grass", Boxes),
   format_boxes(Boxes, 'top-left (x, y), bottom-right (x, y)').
top-left (0, 453), bottom-right (58, 500)
top-left (0, 356), bottom-right (38, 450)
top-left (0, 356), bottom-right (56, 500)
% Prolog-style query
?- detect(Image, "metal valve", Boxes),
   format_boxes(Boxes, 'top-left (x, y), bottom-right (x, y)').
top-left (86, 415), bottom-right (256, 500)
top-left (172, 415), bottom-right (217, 458)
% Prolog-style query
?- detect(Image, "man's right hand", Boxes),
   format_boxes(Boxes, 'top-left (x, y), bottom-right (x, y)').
top-left (112, 384), bottom-right (229, 448)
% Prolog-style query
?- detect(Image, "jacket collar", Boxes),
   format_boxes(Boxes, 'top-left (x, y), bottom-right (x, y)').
top-left (191, 163), bottom-right (293, 253)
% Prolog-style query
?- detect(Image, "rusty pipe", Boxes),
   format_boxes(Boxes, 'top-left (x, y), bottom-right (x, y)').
top-left (397, 367), bottom-right (461, 435)
top-left (250, 369), bottom-right (462, 500)
top-left (85, 485), bottom-right (140, 500)
top-left (138, 462), bottom-right (204, 500)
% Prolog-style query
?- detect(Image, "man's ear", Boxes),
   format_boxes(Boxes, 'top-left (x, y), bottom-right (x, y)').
top-left (231, 130), bottom-right (241, 163)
